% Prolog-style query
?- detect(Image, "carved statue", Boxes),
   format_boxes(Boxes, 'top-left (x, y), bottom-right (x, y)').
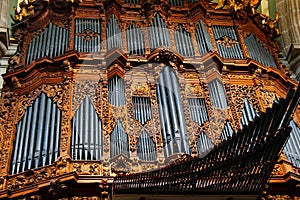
top-left (216, 0), bottom-right (261, 14)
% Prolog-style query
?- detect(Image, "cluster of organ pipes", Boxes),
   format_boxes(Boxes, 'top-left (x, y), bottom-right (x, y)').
top-left (26, 23), bottom-right (69, 66)
top-left (207, 79), bottom-right (228, 109)
top-left (187, 98), bottom-right (208, 126)
top-left (195, 20), bottom-right (214, 55)
top-left (245, 33), bottom-right (278, 68)
top-left (126, 23), bottom-right (145, 55)
top-left (175, 25), bottom-right (195, 57)
top-left (114, 85), bottom-right (300, 194)
top-left (157, 66), bottom-right (190, 157)
top-left (106, 14), bottom-right (122, 51)
top-left (11, 93), bottom-right (61, 174)
top-left (75, 18), bottom-right (101, 53)
top-left (132, 96), bottom-right (152, 125)
top-left (71, 96), bottom-right (102, 161)
top-left (149, 15), bottom-right (171, 51)
top-left (241, 98), bottom-right (258, 127)
top-left (212, 25), bottom-right (244, 59)
top-left (284, 120), bottom-right (300, 167)
top-left (221, 121), bottom-right (234, 141)
top-left (110, 120), bottom-right (130, 158)
top-left (137, 131), bottom-right (157, 161)
top-left (108, 76), bottom-right (126, 106)
top-left (24, 14), bottom-right (279, 72)
top-left (197, 132), bottom-right (214, 158)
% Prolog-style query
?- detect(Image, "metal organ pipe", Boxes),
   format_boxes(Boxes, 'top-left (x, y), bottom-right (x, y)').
top-left (171, 70), bottom-right (189, 153)
top-left (158, 74), bottom-right (174, 155)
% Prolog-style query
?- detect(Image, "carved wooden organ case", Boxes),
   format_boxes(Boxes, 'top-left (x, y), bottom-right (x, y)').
top-left (0, 0), bottom-right (300, 199)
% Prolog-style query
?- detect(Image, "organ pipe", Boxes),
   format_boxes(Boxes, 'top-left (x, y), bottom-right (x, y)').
top-left (10, 93), bottom-right (61, 174)
top-left (71, 96), bottom-right (102, 160)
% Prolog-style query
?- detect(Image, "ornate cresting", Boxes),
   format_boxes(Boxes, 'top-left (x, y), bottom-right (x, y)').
top-left (0, 0), bottom-right (299, 199)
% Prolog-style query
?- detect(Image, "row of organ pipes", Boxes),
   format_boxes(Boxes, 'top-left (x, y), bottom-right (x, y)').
top-left (132, 96), bottom-right (152, 125)
top-left (188, 98), bottom-right (209, 126)
top-left (10, 71), bottom-right (300, 175)
top-left (26, 23), bottom-right (69, 65)
top-left (24, 15), bottom-right (277, 72)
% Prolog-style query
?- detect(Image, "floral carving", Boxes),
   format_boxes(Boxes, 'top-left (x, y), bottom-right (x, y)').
top-left (217, 36), bottom-right (239, 48)
top-left (76, 28), bottom-right (100, 41)
top-left (72, 162), bottom-right (101, 175)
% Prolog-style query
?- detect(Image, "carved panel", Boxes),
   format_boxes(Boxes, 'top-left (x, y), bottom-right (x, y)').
top-left (227, 84), bottom-right (260, 131)
top-left (72, 162), bottom-right (102, 175)
top-left (6, 157), bottom-right (69, 191)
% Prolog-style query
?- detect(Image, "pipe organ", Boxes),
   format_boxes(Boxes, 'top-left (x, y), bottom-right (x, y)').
top-left (1, 0), bottom-right (300, 199)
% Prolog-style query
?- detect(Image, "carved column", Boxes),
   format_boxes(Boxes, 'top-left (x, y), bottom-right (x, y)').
top-left (277, 0), bottom-right (300, 80)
